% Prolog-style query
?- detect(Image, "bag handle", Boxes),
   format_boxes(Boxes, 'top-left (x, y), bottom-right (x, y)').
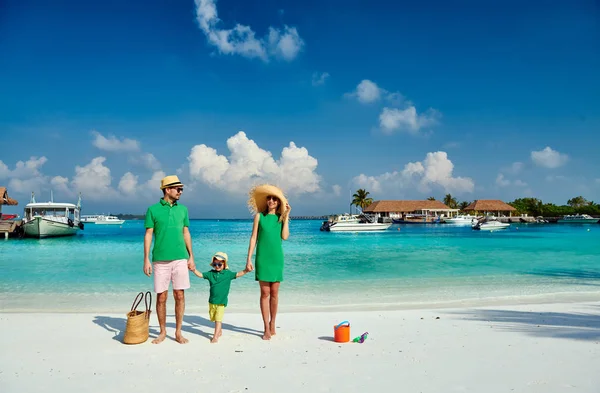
top-left (335, 320), bottom-right (350, 330)
top-left (130, 292), bottom-right (144, 312)
top-left (144, 291), bottom-right (152, 317)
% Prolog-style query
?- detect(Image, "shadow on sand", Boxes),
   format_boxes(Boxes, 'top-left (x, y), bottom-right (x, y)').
top-left (92, 314), bottom-right (264, 343)
top-left (452, 306), bottom-right (600, 341)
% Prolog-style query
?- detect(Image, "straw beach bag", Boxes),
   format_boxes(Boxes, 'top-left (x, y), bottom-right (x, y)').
top-left (123, 291), bottom-right (152, 345)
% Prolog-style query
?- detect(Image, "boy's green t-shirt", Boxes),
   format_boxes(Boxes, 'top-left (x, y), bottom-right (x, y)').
top-left (203, 270), bottom-right (237, 306)
top-left (144, 199), bottom-right (190, 262)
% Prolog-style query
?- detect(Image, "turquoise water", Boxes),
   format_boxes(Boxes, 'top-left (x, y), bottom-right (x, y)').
top-left (1, 220), bottom-right (599, 312)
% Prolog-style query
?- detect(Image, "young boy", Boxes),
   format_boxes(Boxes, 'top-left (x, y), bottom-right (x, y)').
top-left (192, 252), bottom-right (250, 343)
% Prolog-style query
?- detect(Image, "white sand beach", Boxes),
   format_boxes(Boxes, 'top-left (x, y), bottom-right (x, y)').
top-left (1, 301), bottom-right (599, 393)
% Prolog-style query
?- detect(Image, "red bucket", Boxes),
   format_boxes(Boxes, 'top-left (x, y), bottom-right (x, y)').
top-left (333, 320), bottom-right (350, 343)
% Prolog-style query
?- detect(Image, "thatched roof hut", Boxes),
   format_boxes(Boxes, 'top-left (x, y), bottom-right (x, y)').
top-left (463, 200), bottom-right (516, 215)
top-left (0, 187), bottom-right (18, 206)
top-left (363, 200), bottom-right (452, 213)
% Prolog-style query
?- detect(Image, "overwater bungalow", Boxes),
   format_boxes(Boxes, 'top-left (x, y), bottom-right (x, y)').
top-left (463, 199), bottom-right (516, 217)
top-left (363, 200), bottom-right (459, 223)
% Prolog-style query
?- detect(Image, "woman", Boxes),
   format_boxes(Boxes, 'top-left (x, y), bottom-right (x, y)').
top-left (246, 184), bottom-right (291, 340)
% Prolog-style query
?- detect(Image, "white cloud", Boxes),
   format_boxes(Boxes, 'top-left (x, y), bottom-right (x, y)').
top-left (332, 184), bottom-right (342, 197)
top-left (311, 72), bottom-right (329, 86)
top-left (118, 172), bottom-right (138, 195)
top-left (496, 174), bottom-right (510, 187)
top-left (130, 153), bottom-right (162, 171)
top-left (531, 147), bottom-right (568, 169)
top-left (353, 151), bottom-right (474, 196)
top-left (546, 175), bottom-right (567, 182)
top-left (379, 107), bottom-right (439, 134)
top-left (71, 157), bottom-right (117, 200)
top-left (188, 131), bottom-right (321, 195)
top-left (92, 131), bottom-right (140, 152)
top-left (496, 173), bottom-right (527, 188)
top-left (194, 0), bottom-right (304, 62)
top-left (8, 177), bottom-right (48, 195)
top-left (50, 176), bottom-right (72, 196)
top-left (0, 160), bottom-right (11, 179)
top-left (349, 80), bottom-right (383, 103)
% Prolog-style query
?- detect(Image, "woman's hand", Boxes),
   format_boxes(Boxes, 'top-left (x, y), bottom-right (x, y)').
top-left (283, 202), bottom-right (291, 218)
top-left (246, 257), bottom-right (254, 272)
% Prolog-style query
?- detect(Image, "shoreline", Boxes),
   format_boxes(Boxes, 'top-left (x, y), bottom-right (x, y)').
top-left (3, 291), bottom-right (600, 314)
top-left (1, 301), bottom-right (599, 393)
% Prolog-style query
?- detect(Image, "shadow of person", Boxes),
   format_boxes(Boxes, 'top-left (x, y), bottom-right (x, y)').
top-left (183, 314), bottom-right (263, 339)
top-left (93, 315), bottom-right (159, 342)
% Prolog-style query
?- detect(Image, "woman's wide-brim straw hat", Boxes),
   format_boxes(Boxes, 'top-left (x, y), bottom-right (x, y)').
top-left (248, 184), bottom-right (288, 219)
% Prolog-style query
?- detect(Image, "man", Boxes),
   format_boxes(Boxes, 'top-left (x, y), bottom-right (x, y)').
top-left (143, 175), bottom-right (195, 344)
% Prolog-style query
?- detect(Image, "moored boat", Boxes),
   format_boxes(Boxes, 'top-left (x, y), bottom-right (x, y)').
top-left (557, 214), bottom-right (599, 224)
top-left (321, 213), bottom-right (391, 232)
top-left (21, 193), bottom-right (84, 238)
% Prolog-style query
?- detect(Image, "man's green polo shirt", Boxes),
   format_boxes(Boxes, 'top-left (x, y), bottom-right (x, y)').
top-left (202, 270), bottom-right (237, 306)
top-left (145, 198), bottom-right (190, 262)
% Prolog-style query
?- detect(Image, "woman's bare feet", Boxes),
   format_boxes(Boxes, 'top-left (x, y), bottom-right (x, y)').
top-left (152, 332), bottom-right (167, 344)
top-left (175, 332), bottom-right (189, 344)
top-left (262, 330), bottom-right (272, 340)
top-left (269, 323), bottom-right (277, 336)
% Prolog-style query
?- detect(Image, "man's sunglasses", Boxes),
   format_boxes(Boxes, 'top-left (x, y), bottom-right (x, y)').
top-left (170, 187), bottom-right (184, 193)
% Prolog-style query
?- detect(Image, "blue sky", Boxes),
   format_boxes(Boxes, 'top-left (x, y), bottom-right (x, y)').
top-left (1, 0), bottom-right (599, 218)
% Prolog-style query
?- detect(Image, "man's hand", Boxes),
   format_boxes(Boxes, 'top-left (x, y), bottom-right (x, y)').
top-left (187, 255), bottom-right (196, 271)
top-left (143, 259), bottom-right (152, 277)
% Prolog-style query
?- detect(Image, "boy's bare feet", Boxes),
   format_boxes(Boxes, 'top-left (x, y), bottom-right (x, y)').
top-left (175, 333), bottom-right (189, 344)
top-left (152, 332), bottom-right (167, 344)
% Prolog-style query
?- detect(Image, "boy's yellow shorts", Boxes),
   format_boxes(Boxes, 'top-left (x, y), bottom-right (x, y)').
top-left (208, 303), bottom-right (225, 322)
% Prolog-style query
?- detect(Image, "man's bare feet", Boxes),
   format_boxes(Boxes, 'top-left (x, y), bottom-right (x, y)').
top-left (152, 332), bottom-right (167, 344)
top-left (175, 333), bottom-right (189, 344)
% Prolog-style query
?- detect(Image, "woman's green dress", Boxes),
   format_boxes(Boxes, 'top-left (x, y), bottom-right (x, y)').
top-left (255, 213), bottom-right (284, 282)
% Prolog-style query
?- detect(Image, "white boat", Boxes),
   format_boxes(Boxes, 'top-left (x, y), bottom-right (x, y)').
top-left (444, 215), bottom-right (478, 225)
top-left (82, 214), bottom-right (125, 224)
top-left (558, 214), bottom-right (599, 224)
top-left (472, 217), bottom-right (510, 231)
top-left (21, 193), bottom-right (84, 238)
top-left (95, 215), bottom-right (125, 225)
top-left (81, 215), bottom-right (99, 223)
top-left (321, 214), bottom-right (392, 232)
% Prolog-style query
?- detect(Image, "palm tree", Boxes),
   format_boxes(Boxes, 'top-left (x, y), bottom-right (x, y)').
top-left (443, 193), bottom-right (458, 209)
top-left (427, 196), bottom-right (436, 201)
top-left (352, 189), bottom-right (373, 211)
top-left (459, 201), bottom-right (470, 211)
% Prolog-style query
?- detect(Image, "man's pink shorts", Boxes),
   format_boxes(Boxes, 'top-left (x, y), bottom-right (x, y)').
top-left (153, 259), bottom-right (190, 293)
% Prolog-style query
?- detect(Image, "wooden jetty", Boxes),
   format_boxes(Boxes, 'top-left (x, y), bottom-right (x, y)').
top-left (0, 220), bottom-right (22, 239)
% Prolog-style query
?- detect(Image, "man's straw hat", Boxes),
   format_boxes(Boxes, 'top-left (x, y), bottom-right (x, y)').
top-left (247, 184), bottom-right (288, 221)
top-left (160, 175), bottom-right (184, 190)
top-left (211, 251), bottom-right (229, 269)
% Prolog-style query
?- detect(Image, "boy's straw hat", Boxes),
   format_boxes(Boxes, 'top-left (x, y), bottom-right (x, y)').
top-left (160, 175), bottom-right (184, 190)
top-left (211, 251), bottom-right (229, 269)
top-left (247, 184), bottom-right (288, 220)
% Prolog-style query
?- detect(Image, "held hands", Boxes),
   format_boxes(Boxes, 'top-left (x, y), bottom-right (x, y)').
top-left (246, 257), bottom-right (254, 272)
top-left (187, 255), bottom-right (196, 271)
